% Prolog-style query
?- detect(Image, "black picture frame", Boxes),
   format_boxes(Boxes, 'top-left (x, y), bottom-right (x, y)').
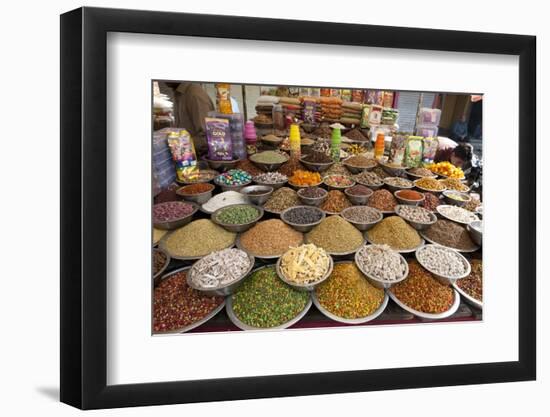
top-left (60, 6), bottom-right (536, 410)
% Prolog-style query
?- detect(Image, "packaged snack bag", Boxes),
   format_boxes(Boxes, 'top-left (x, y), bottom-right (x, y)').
top-left (368, 105), bottom-right (383, 126)
top-left (404, 136), bottom-right (424, 167)
top-left (389, 132), bottom-right (408, 166)
top-left (360, 105), bottom-right (371, 128)
top-left (205, 117), bottom-right (233, 160)
top-left (422, 137), bottom-right (439, 164)
top-left (167, 129), bottom-right (198, 181)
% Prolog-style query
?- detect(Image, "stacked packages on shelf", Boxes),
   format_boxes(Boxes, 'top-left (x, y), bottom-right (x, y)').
top-left (415, 107), bottom-right (441, 138)
top-left (153, 128), bottom-right (177, 189)
top-left (340, 101), bottom-right (362, 125)
top-left (319, 96), bottom-right (343, 122)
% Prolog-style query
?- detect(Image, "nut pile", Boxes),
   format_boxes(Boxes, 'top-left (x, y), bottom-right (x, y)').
top-left (254, 172), bottom-right (288, 184)
top-left (384, 177), bottom-right (413, 188)
top-left (457, 259), bottom-right (483, 301)
top-left (356, 244), bottom-right (407, 282)
top-left (416, 245), bottom-right (468, 278)
top-left (354, 171), bottom-right (383, 186)
top-left (438, 205), bottom-right (479, 223)
top-left (189, 248), bottom-right (251, 289)
top-left (396, 205), bottom-right (434, 223)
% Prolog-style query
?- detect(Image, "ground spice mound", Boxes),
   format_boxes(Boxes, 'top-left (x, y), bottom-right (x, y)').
top-left (320, 190), bottom-right (352, 213)
top-left (153, 270), bottom-right (224, 332)
top-left (263, 187), bottom-right (299, 213)
top-left (316, 263), bottom-right (384, 319)
top-left (366, 216), bottom-right (421, 250)
top-left (423, 219), bottom-right (477, 250)
top-left (306, 215), bottom-right (363, 253)
top-left (239, 219), bottom-right (303, 256)
top-left (392, 261), bottom-right (454, 314)
top-left (457, 259), bottom-right (483, 301)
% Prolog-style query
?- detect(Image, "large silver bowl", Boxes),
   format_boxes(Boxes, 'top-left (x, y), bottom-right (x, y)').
top-left (152, 266), bottom-right (226, 335)
top-left (299, 157), bottom-right (335, 173)
top-left (253, 178), bottom-right (288, 190)
top-left (323, 175), bottom-right (356, 191)
top-left (211, 204), bottom-right (264, 233)
top-left (394, 190), bottom-right (425, 206)
top-left (343, 160), bottom-right (377, 174)
top-left (415, 244), bottom-right (472, 286)
top-left (453, 281), bottom-right (483, 310)
top-left (467, 220), bottom-right (483, 246)
top-left (153, 202), bottom-right (199, 230)
top-left (214, 178), bottom-right (253, 193)
top-left (152, 247), bottom-right (171, 286)
top-left (239, 185), bottom-right (274, 206)
top-left (395, 204), bottom-right (437, 231)
top-left (436, 205), bottom-right (480, 225)
top-left (414, 178), bottom-right (447, 194)
top-left (406, 170), bottom-right (437, 181)
top-left (354, 245), bottom-right (409, 289)
top-left (387, 288), bottom-right (461, 320)
top-left (276, 254), bottom-right (334, 292)
top-left (340, 206), bottom-right (383, 231)
top-left (344, 186), bottom-right (373, 205)
top-left (186, 251), bottom-right (255, 296)
top-left (419, 230), bottom-right (480, 253)
top-left (297, 187), bottom-right (329, 206)
top-left (176, 184), bottom-right (215, 205)
top-left (202, 157), bottom-right (241, 171)
top-left (442, 190), bottom-right (471, 207)
top-left (250, 152), bottom-right (289, 172)
top-left (383, 177), bottom-right (414, 193)
top-left (379, 161), bottom-right (407, 177)
top-left (280, 206), bottom-right (325, 233)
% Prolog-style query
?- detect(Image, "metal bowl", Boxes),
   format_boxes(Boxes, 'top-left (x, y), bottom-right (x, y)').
top-left (453, 281), bottom-right (483, 310)
top-left (343, 160), bottom-right (377, 174)
top-left (354, 245), bottom-right (409, 289)
top-left (415, 244), bottom-right (471, 285)
top-left (253, 178), bottom-right (288, 190)
top-left (211, 204), bottom-right (264, 233)
top-left (239, 185), bottom-right (274, 205)
top-left (152, 266), bottom-right (226, 334)
top-left (436, 205), bottom-right (480, 225)
top-left (176, 169), bottom-right (218, 185)
top-left (297, 187), bottom-right (329, 206)
top-left (355, 178), bottom-right (384, 190)
top-left (467, 220), bottom-right (483, 246)
top-left (176, 183), bottom-right (215, 205)
top-left (276, 254), bottom-right (334, 291)
top-left (235, 234), bottom-right (304, 260)
top-left (280, 206), bottom-right (325, 233)
top-left (250, 152), bottom-right (289, 172)
top-left (202, 157), bottom-right (241, 171)
top-left (387, 288), bottom-right (461, 320)
top-left (312, 280), bottom-right (389, 324)
top-left (153, 202), bottom-right (199, 230)
top-left (364, 232), bottom-right (425, 254)
top-left (340, 206), bottom-right (383, 231)
top-left (414, 178), bottom-right (447, 194)
top-left (214, 178), bottom-right (253, 193)
top-left (379, 161), bottom-right (407, 176)
top-left (394, 205), bottom-right (437, 231)
top-left (406, 170), bottom-right (438, 181)
top-left (394, 190), bottom-right (425, 206)
top-left (419, 230), bottom-right (480, 253)
top-left (226, 288), bottom-right (312, 331)
top-left (299, 157), bottom-right (335, 173)
top-left (383, 177), bottom-right (414, 193)
top-left (442, 190), bottom-right (471, 207)
top-left (152, 247), bottom-right (171, 286)
top-left (323, 175), bottom-right (356, 191)
top-left (186, 251), bottom-right (255, 296)
top-left (344, 186), bottom-right (373, 205)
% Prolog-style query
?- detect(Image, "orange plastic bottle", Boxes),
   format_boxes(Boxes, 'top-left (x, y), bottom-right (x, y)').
top-left (374, 132), bottom-right (386, 160)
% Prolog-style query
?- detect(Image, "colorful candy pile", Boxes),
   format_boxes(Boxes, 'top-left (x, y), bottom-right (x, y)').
top-left (215, 169), bottom-right (252, 186)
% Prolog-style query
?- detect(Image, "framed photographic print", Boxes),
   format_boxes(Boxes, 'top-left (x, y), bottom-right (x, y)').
top-left (60, 6), bottom-right (536, 410)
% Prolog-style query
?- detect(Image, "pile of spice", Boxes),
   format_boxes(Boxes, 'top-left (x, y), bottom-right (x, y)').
top-left (396, 205), bottom-right (434, 224)
top-left (415, 177), bottom-right (445, 191)
top-left (341, 206), bottom-right (381, 223)
top-left (368, 189), bottom-right (397, 212)
top-left (423, 219), bottom-right (478, 251)
top-left (153, 250), bottom-right (168, 276)
top-left (395, 189), bottom-right (423, 201)
top-left (464, 198), bottom-right (482, 212)
top-left (356, 244), bottom-right (407, 282)
top-left (344, 128), bottom-right (369, 142)
top-left (324, 162), bottom-right (351, 177)
top-left (320, 190), bottom-right (352, 213)
top-left (189, 248), bottom-right (251, 289)
top-left (178, 182), bottom-right (214, 195)
top-left (299, 187), bottom-right (327, 198)
top-left (438, 205), bottom-right (479, 224)
top-left (301, 151), bottom-right (333, 163)
top-left (312, 123), bottom-right (332, 139)
top-left (417, 245), bottom-right (468, 278)
top-left (391, 261), bottom-right (454, 314)
top-left (280, 243), bottom-right (332, 285)
top-left (250, 150), bottom-right (288, 164)
top-left (278, 156), bottom-right (305, 177)
top-left (372, 166), bottom-right (392, 179)
top-left (306, 215), bottom-right (364, 253)
top-left (239, 219), bottom-right (303, 257)
top-left (155, 185), bottom-right (179, 204)
top-left (345, 155), bottom-right (377, 169)
top-left (427, 161), bottom-right (465, 179)
top-left (153, 270), bottom-right (224, 332)
top-left (282, 206), bottom-right (323, 224)
top-left (214, 205), bottom-right (260, 225)
top-left (153, 201), bottom-right (195, 223)
top-left (423, 192), bottom-right (441, 211)
top-left (153, 228), bottom-right (167, 245)
top-left (457, 259), bottom-right (482, 301)
top-left (232, 266), bottom-right (310, 328)
top-left (347, 144), bottom-right (368, 155)
top-left (202, 191), bottom-right (248, 213)
top-left (315, 263), bottom-right (385, 319)
top-left (408, 167), bottom-right (434, 177)
top-left (235, 158), bottom-right (263, 176)
top-left (354, 171), bottom-right (383, 186)
top-left (346, 184), bottom-right (373, 196)
top-left (214, 169), bottom-right (252, 187)
top-left (366, 216), bottom-right (421, 250)
top-left (441, 178), bottom-right (469, 192)
top-left (254, 171), bottom-right (288, 184)
top-left (384, 177), bottom-right (413, 188)
top-left (263, 187), bottom-right (299, 213)
top-left (163, 219), bottom-right (236, 258)
top-left (324, 175), bottom-right (355, 188)
top-left (289, 169), bottom-right (322, 186)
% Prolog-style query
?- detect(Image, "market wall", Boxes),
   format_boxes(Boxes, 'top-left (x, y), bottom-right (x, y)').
top-left (0, 1), bottom-right (545, 417)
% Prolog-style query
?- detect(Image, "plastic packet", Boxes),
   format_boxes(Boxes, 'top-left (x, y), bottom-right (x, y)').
top-left (404, 136), bottom-right (424, 167)
top-left (167, 129), bottom-right (198, 181)
top-left (205, 117), bottom-right (233, 160)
